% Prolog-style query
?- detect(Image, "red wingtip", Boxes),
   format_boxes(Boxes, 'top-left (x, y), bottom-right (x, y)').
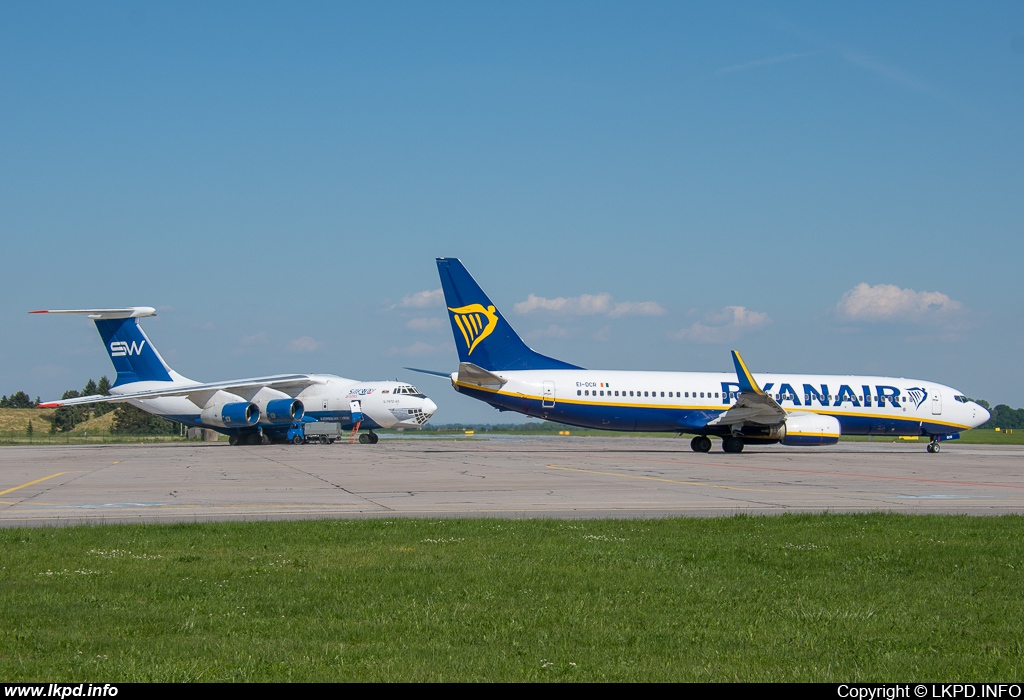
top-left (37, 402), bottom-right (61, 408)
top-left (28, 310), bottom-right (49, 314)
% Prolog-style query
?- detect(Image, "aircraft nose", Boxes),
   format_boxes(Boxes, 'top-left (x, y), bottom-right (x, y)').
top-left (424, 398), bottom-right (438, 417)
top-left (975, 403), bottom-right (991, 426)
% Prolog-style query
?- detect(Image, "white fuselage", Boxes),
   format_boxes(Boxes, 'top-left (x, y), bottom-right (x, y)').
top-left (115, 375), bottom-right (437, 431)
top-left (451, 368), bottom-right (989, 436)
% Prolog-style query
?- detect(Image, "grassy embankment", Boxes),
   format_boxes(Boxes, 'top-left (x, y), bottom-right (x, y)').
top-left (2, 515), bottom-right (1023, 681)
top-left (0, 408), bottom-right (188, 444)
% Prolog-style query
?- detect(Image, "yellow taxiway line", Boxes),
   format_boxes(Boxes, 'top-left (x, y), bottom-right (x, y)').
top-left (0, 472), bottom-right (69, 497)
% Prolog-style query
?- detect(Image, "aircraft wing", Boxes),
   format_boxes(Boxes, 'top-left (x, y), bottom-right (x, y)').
top-left (705, 351), bottom-right (786, 428)
top-left (38, 374), bottom-right (321, 408)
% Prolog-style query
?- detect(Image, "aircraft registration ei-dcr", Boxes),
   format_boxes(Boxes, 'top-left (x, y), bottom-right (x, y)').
top-left (33, 307), bottom-right (437, 445)
top-left (410, 258), bottom-right (989, 454)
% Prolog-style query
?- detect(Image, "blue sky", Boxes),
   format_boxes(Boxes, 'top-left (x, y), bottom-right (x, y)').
top-left (2, 2), bottom-right (1022, 423)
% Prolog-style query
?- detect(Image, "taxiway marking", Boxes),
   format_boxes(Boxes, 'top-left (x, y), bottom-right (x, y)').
top-left (0, 472), bottom-right (69, 497)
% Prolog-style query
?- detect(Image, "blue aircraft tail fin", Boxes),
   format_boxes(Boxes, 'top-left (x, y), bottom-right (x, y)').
top-left (435, 258), bottom-right (583, 371)
top-left (30, 307), bottom-right (175, 387)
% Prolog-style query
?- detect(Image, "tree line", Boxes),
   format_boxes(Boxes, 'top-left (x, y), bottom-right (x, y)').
top-left (3, 377), bottom-right (180, 435)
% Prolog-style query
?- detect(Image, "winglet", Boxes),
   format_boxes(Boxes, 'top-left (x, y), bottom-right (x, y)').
top-left (731, 350), bottom-right (764, 395)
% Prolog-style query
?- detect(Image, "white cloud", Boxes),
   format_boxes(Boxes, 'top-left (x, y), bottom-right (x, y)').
top-left (835, 283), bottom-right (964, 322)
top-left (288, 336), bottom-right (325, 353)
top-left (405, 317), bottom-right (446, 331)
top-left (672, 306), bottom-right (771, 344)
top-left (514, 292), bottom-right (665, 318)
top-left (399, 289), bottom-right (444, 309)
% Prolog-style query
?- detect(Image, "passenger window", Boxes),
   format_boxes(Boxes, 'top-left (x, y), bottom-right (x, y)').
top-left (577, 390), bottom-right (581, 396)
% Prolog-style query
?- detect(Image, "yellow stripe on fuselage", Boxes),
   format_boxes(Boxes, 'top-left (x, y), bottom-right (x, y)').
top-left (452, 380), bottom-right (972, 431)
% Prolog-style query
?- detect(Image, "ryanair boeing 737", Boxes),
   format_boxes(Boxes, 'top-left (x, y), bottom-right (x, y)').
top-left (33, 307), bottom-right (437, 444)
top-left (418, 258), bottom-right (988, 453)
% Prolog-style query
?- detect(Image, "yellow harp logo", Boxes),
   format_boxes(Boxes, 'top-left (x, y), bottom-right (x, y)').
top-left (448, 303), bottom-right (499, 355)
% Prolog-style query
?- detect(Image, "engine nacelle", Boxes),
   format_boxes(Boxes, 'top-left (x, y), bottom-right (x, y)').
top-left (201, 401), bottom-right (260, 428)
top-left (780, 412), bottom-right (841, 446)
top-left (262, 398), bottom-right (304, 424)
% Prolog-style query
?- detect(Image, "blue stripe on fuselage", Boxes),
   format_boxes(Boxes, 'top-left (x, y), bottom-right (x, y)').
top-left (455, 385), bottom-right (966, 437)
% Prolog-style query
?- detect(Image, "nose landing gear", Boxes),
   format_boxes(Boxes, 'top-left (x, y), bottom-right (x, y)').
top-left (927, 439), bottom-right (940, 453)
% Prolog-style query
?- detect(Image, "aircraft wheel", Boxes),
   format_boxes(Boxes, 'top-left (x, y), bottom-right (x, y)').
top-left (229, 435), bottom-right (240, 446)
top-left (292, 435), bottom-right (303, 445)
top-left (358, 433), bottom-right (371, 444)
top-left (691, 436), bottom-right (712, 453)
top-left (369, 432), bottom-right (379, 444)
top-left (261, 434), bottom-right (270, 445)
top-left (722, 436), bottom-right (744, 453)
top-left (927, 443), bottom-right (940, 453)
top-left (247, 433), bottom-right (262, 446)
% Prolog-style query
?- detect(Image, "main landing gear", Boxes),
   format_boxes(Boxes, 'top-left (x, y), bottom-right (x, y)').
top-left (927, 439), bottom-right (941, 453)
top-left (358, 431), bottom-right (379, 444)
top-left (229, 432), bottom-right (268, 446)
top-left (690, 436), bottom-right (712, 453)
top-left (722, 435), bottom-right (745, 454)
top-left (690, 435), bottom-right (744, 453)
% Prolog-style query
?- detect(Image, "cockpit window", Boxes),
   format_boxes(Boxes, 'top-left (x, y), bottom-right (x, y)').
top-left (395, 385), bottom-right (426, 398)
top-left (954, 395), bottom-right (968, 403)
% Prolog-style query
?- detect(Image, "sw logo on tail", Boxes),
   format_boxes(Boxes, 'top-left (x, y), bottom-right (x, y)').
top-left (109, 340), bottom-right (146, 357)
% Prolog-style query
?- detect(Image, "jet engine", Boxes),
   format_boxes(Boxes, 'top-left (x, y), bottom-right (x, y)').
top-left (779, 413), bottom-right (841, 446)
top-left (248, 387), bottom-right (305, 424)
top-left (200, 401), bottom-right (260, 428)
top-left (262, 398), bottom-right (304, 424)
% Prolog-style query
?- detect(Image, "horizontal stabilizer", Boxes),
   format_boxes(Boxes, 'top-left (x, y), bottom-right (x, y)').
top-left (29, 307), bottom-right (157, 319)
top-left (404, 367), bottom-right (453, 378)
top-left (456, 362), bottom-right (508, 389)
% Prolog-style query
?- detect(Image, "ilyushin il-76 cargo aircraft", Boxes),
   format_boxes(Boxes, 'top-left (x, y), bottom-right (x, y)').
top-left (413, 258), bottom-right (989, 454)
top-left (33, 307), bottom-right (437, 445)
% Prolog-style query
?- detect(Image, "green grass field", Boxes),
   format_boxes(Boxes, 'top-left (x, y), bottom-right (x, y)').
top-left (2, 515), bottom-right (1024, 681)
